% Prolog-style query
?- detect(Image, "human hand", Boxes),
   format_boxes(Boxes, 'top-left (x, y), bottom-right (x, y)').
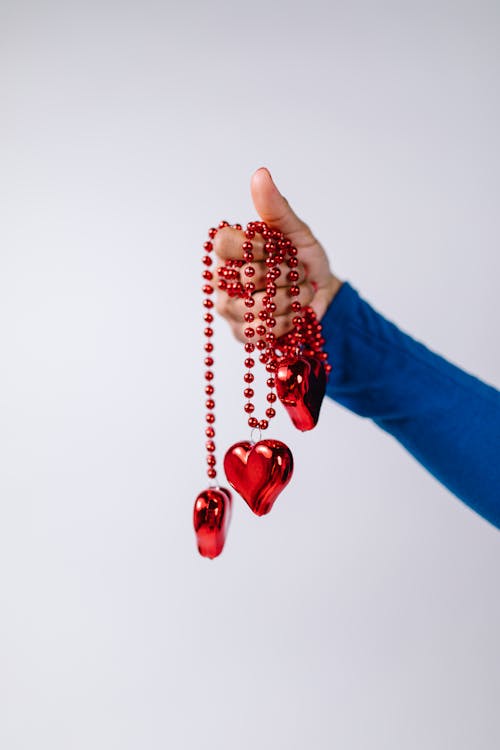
top-left (213, 167), bottom-right (342, 342)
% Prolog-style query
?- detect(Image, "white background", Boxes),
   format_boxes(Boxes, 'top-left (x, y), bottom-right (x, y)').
top-left (1, 1), bottom-right (499, 748)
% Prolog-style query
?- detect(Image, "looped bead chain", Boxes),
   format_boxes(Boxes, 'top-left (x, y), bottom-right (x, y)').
top-left (195, 219), bottom-right (331, 558)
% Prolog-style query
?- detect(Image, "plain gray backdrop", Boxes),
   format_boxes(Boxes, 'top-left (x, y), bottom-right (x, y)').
top-left (1, 1), bottom-right (499, 748)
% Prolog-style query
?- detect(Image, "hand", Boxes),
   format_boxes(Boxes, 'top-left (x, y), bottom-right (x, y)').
top-left (213, 167), bottom-right (342, 342)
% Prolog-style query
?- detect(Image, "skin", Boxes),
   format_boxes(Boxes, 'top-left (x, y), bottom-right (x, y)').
top-left (214, 167), bottom-right (343, 341)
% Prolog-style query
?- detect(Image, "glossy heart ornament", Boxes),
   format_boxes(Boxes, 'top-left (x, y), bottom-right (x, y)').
top-left (193, 487), bottom-right (232, 559)
top-left (275, 355), bottom-right (327, 431)
top-left (223, 439), bottom-right (294, 516)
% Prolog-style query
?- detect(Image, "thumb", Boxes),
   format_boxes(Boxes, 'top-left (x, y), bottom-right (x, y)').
top-left (250, 167), bottom-right (312, 243)
top-left (250, 167), bottom-right (341, 319)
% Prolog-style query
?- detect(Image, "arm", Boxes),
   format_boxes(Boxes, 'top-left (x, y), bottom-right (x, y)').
top-left (321, 282), bottom-right (500, 528)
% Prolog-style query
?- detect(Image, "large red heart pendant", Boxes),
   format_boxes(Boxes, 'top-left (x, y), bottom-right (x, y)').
top-left (223, 439), bottom-right (294, 516)
top-left (193, 487), bottom-right (232, 559)
top-left (275, 355), bottom-right (327, 431)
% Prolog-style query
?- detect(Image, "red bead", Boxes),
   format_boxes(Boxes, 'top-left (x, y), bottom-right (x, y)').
top-left (244, 327), bottom-right (255, 338)
top-left (244, 297), bottom-right (255, 308)
top-left (267, 318), bottom-right (277, 328)
top-left (202, 284), bottom-right (214, 295)
top-left (244, 282), bottom-right (256, 293)
top-left (267, 392), bottom-right (277, 403)
top-left (266, 302), bottom-right (277, 313)
top-left (208, 228), bottom-right (217, 239)
top-left (206, 440), bottom-right (216, 452)
top-left (244, 403), bottom-right (255, 413)
top-left (206, 454), bottom-right (216, 466)
top-left (206, 426), bottom-right (215, 437)
top-left (244, 312), bottom-right (255, 323)
top-left (244, 372), bottom-right (254, 383)
top-left (244, 266), bottom-right (255, 277)
top-left (206, 413), bottom-right (215, 423)
top-left (266, 408), bottom-right (276, 418)
top-left (205, 399), bottom-right (215, 409)
top-left (288, 257), bottom-right (298, 268)
top-left (259, 419), bottom-right (269, 430)
top-left (204, 241), bottom-right (213, 252)
top-left (205, 384), bottom-right (214, 395)
top-left (258, 310), bottom-right (268, 321)
top-left (202, 255), bottom-right (212, 266)
top-left (204, 356), bottom-right (214, 366)
top-left (205, 371), bottom-right (214, 381)
top-left (244, 387), bottom-right (254, 398)
top-left (265, 333), bottom-right (276, 344)
top-left (292, 316), bottom-right (303, 326)
top-left (255, 325), bottom-right (266, 336)
top-left (245, 229), bottom-right (255, 239)
top-left (219, 220), bottom-right (230, 228)
top-left (204, 313), bottom-right (214, 323)
top-left (202, 270), bottom-right (213, 280)
top-left (207, 468), bottom-right (217, 479)
top-left (243, 252), bottom-right (254, 263)
top-left (289, 286), bottom-right (300, 296)
top-left (244, 357), bottom-right (255, 368)
top-left (266, 283), bottom-right (277, 296)
top-left (204, 327), bottom-right (214, 337)
top-left (266, 361), bottom-right (277, 373)
top-left (291, 301), bottom-right (301, 312)
top-left (244, 342), bottom-right (255, 353)
top-left (256, 340), bottom-right (266, 351)
top-left (266, 378), bottom-right (275, 388)
top-left (248, 417), bottom-right (258, 428)
top-left (203, 298), bottom-right (214, 308)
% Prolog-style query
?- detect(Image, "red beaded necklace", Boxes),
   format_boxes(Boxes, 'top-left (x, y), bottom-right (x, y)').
top-left (193, 220), bottom-right (331, 559)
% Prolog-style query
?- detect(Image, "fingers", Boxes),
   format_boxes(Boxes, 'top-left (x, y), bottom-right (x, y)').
top-left (215, 281), bottom-right (314, 342)
top-left (213, 226), bottom-right (266, 261)
top-left (240, 260), bottom-right (306, 289)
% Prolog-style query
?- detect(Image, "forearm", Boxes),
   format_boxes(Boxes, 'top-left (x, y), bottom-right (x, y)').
top-left (321, 283), bottom-right (500, 528)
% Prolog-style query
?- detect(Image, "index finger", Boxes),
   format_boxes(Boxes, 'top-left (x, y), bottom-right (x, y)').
top-left (213, 226), bottom-right (266, 261)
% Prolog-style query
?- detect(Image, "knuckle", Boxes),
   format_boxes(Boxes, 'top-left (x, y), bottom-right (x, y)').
top-left (231, 323), bottom-right (246, 343)
top-left (215, 294), bottom-right (229, 316)
top-left (212, 226), bottom-right (233, 257)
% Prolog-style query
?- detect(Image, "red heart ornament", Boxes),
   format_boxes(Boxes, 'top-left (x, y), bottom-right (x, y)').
top-left (275, 355), bottom-right (327, 431)
top-left (193, 487), bottom-right (232, 559)
top-left (223, 439), bottom-right (294, 516)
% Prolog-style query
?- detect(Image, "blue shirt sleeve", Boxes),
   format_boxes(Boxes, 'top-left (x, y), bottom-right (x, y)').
top-left (320, 282), bottom-right (500, 528)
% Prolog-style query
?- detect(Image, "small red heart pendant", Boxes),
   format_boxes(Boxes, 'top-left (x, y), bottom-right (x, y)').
top-left (223, 439), bottom-right (294, 516)
top-left (275, 355), bottom-right (327, 431)
top-left (193, 487), bottom-right (232, 559)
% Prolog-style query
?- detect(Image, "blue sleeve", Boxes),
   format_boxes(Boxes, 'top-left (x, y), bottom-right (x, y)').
top-left (320, 282), bottom-right (500, 528)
